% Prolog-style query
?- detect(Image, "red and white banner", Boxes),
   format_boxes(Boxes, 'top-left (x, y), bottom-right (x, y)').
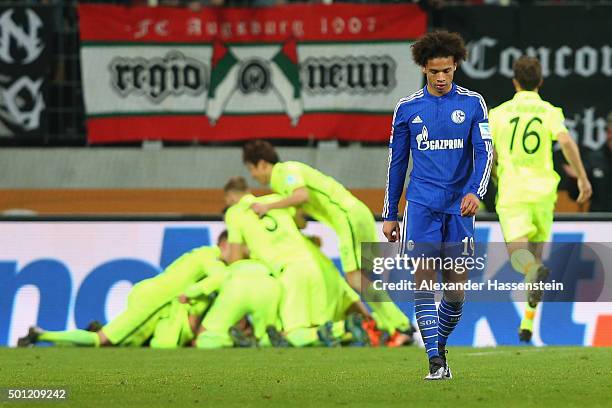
top-left (78, 4), bottom-right (427, 144)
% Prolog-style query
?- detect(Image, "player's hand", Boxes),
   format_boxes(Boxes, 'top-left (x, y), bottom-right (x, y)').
top-left (178, 294), bottom-right (189, 304)
top-left (250, 203), bottom-right (270, 217)
top-left (576, 176), bottom-right (593, 204)
top-left (460, 193), bottom-right (480, 217)
top-left (383, 221), bottom-right (401, 242)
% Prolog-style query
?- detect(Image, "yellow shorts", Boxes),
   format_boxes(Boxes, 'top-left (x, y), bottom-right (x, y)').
top-left (334, 201), bottom-right (378, 273)
top-left (104, 302), bottom-right (169, 347)
top-left (102, 282), bottom-right (165, 345)
top-left (497, 201), bottom-right (554, 242)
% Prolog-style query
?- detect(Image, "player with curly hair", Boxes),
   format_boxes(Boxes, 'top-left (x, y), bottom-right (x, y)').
top-left (382, 31), bottom-right (493, 380)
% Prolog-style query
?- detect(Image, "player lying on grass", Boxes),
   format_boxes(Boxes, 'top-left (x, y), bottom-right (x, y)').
top-left (18, 235), bottom-right (230, 348)
top-left (223, 176), bottom-right (369, 347)
top-left (19, 294), bottom-right (208, 348)
top-left (383, 31), bottom-right (492, 380)
top-left (489, 56), bottom-right (592, 342)
top-left (242, 140), bottom-right (415, 346)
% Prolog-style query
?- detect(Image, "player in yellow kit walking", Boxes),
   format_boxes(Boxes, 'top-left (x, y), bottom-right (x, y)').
top-left (489, 56), bottom-right (592, 342)
top-left (241, 140), bottom-right (415, 345)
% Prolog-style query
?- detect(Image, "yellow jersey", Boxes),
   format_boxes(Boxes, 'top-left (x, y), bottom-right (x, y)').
top-left (489, 91), bottom-right (567, 205)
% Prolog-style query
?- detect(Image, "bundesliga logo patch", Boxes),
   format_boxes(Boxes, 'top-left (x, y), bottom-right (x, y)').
top-left (479, 123), bottom-right (492, 140)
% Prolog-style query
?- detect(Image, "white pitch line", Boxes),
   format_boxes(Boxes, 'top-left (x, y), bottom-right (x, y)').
top-left (467, 348), bottom-right (548, 357)
top-left (467, 351), bottom-right (508, 356)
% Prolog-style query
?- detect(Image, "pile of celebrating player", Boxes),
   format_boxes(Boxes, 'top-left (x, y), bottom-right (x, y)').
top-left (18, 141), bottom-right (417, 350)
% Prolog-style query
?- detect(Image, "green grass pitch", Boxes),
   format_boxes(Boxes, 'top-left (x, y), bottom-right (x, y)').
top-left (1, 347), bottom-right (610, 407)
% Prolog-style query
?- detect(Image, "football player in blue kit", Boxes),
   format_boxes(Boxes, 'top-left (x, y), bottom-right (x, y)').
top-left (382, 31), bottom-right (493, 380)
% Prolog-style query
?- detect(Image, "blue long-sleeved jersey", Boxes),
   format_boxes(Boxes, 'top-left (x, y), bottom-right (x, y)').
top-left (382, 83), bottom-right (493, 220)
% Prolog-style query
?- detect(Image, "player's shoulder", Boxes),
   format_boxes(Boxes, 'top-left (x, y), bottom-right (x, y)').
top-left (394, 88), bottom-right (426, 113)
top-left (260, 194), bottom-right (294, 216)
top-left (489, 99), bottom-right (513, 116)
top-left (282, 160), bottom-right (310, 171)
top-left (455, 85), bottom-right (488, 118)
top-left (225, 202), bottom-right (246, 218)
top-left (455, 85), bottom-right (487, 105)
top-left (539, 98), bottom-right (563, 114)
top-left (275, 161), bottom-right (309, 178)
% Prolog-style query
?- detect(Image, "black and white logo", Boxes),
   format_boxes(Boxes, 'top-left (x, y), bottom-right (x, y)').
top-left (0, 7), bottom-right (47, 137)
top-left (0, 76), bottom-right (44, 132)
top-left (0, 8), bottom-right (44, 64)
top-left (238, 59), bottom-right (271, 94)
top-left (406, 240), bottom-right (415, 251)
top-left (451, 110), bottom-right (465, 124)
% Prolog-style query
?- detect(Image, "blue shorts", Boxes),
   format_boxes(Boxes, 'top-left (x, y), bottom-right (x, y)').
top-left (401, 201), bottom-right (474, 256)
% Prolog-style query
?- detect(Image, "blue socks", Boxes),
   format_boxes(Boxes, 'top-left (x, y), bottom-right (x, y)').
top-left (414, 290), bottom-right (439, 359)
top-left (415, 291), bottom-right (465, 358)
top-left (437, 297), bottom-right (464, 347)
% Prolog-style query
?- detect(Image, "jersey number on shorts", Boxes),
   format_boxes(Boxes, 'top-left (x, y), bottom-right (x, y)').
top-left (509, 116), bottom-right (542, 154)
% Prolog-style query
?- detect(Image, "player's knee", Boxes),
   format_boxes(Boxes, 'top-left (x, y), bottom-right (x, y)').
top-left (443, 290), bottom-right (465, 303)
top-left (510, 248), bottom-right (537, 275)
top-left (345, 270), bottom-right (362, 291)
top-left (415, 268), bottom-right (437, 281)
